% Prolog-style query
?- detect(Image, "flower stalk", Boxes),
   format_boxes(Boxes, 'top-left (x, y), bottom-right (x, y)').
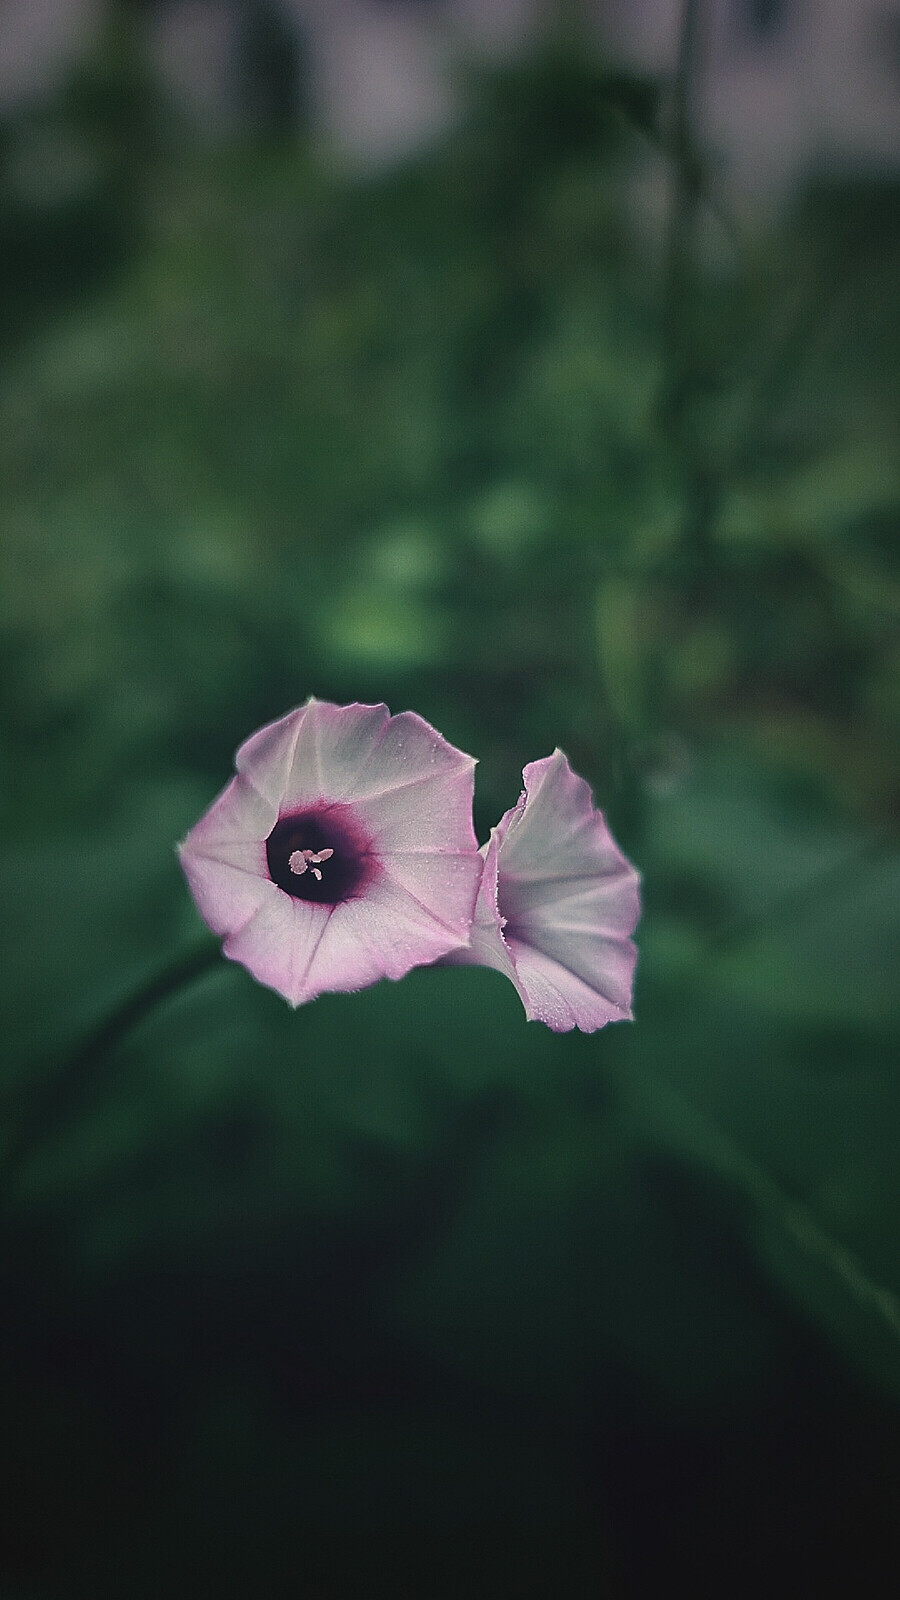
top-left (2, 937), bottom-right (221, 1204)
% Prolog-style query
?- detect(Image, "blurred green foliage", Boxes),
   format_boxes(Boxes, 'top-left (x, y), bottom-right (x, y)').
top-left (1, 16), bottom-right (899, 1598)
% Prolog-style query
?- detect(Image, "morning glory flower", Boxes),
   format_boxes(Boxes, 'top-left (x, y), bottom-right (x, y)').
top-left (453, 750), bottom-right (640, 1032)
top-left (178, 699), bottom-right (481, 1006)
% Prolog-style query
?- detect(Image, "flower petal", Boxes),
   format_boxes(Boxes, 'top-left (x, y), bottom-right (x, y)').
top-left (377, 851), bottom-right (481, 946)
top-left (222, 894), bottom-right (331, 1006)
top-left (443, 828), bottom-right (521, 979)
top-left (235, 707), bottom-right (305, 809)
top-left (291, 877), bottom-right (469, 1003)
top-left (179, 849), bottom-right (279, 939)
top-left (278, 700), bottom-right (479, 860)
top-left (287, 704), bottom-right (479, 846)
top-left (499, 868), bottom-right (640, 935)
top-left (275, 698), bottom-right (415, 815)
top-left (494, 750), bottom-right (622, 887)
top-left (178, 776), bottom-right (276, 935)
top-left (225, 869), bottom-right (475, 1009)
top-left (280, 699), bottom-right (392, 810)
top-left (180, 775), bottom-right (275, 862)
top-left (505, 931), bottom-right (636, 1031)
top-left (453, 750), bottom-right (639, 1033)
top-left (354, 768), bottom-right (479, 855)
top-left (343, 709), bottom-right (476, 801)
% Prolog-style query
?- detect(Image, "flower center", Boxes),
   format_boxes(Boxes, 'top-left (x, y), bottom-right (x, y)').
top-left (266, 806), bottom-right (375, 905)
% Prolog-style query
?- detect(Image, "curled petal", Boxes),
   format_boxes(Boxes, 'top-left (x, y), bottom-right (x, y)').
top-left (456, 750), bottom-right (640, 1033)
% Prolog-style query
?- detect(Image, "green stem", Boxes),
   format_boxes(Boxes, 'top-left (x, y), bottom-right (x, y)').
top-left (3, 937), bottom-right (222, 1202)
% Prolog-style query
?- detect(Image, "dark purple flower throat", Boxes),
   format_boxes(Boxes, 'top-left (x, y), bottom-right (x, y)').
top-left (266, 804), bottom-right (376, 905)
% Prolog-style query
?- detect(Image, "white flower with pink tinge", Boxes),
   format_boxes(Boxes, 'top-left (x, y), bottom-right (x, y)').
top-left (178, 698), bottom-right (481, 1007)
top-left (449, 750), bottom-right (640, 1033)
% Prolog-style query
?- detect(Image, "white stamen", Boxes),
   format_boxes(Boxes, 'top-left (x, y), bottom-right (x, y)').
top-left (289, 846), bottom-right (334, 880)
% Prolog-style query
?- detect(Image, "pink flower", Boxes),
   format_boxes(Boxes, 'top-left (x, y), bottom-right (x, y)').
top-left (453, 751), bottom-right (640, 1032)
top-left (178, 699), bottom-right (481, 1006)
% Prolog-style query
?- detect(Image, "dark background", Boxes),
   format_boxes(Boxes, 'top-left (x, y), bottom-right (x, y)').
top-left (2, 2), bottom-right (899, 1595)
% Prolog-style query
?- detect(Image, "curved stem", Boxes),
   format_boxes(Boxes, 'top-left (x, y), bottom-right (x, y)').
top-left (3, 937), bottom-right (222, 1203)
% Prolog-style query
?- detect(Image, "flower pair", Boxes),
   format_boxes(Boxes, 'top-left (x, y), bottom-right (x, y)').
top-left (178, 699), bottom-right (640, 1032)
